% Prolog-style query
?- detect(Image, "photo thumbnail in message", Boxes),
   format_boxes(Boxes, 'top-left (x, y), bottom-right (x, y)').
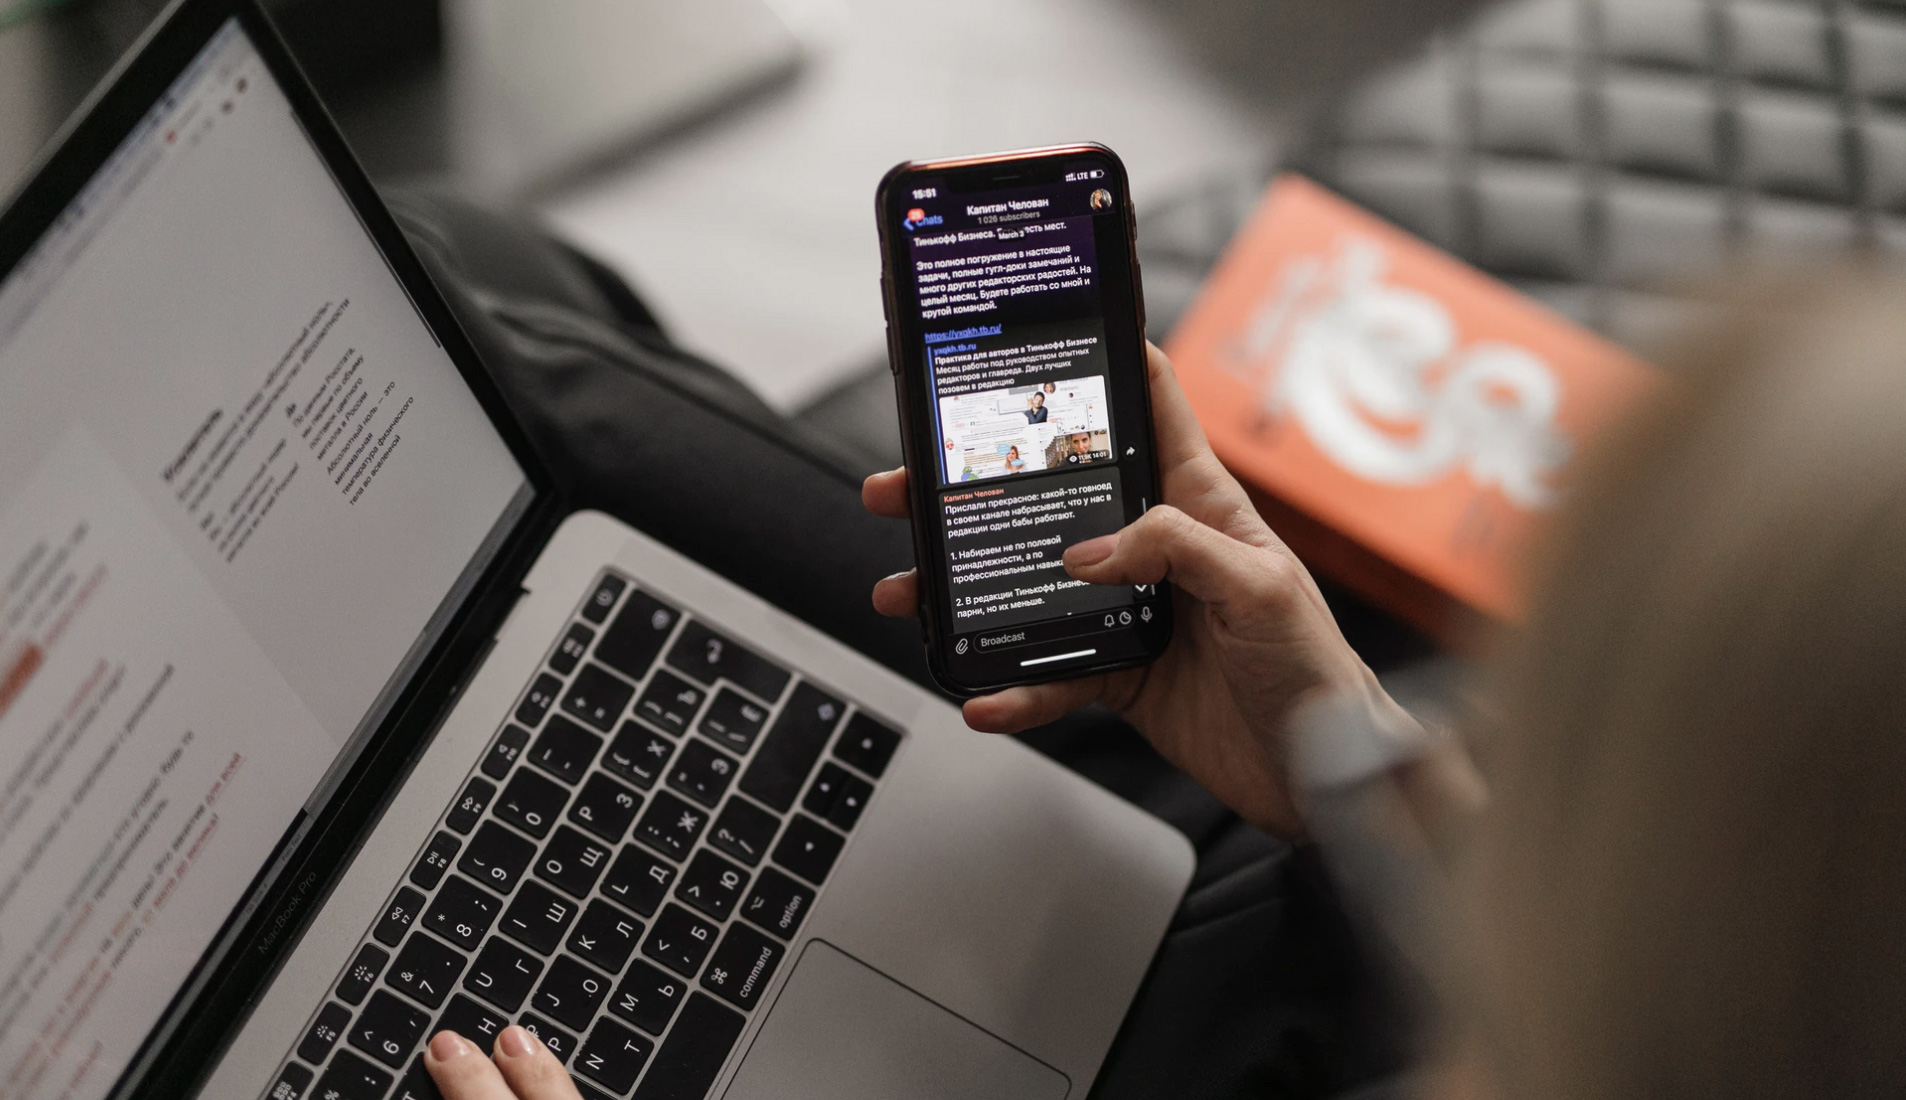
top-left (939, 375), bottom-right (1112, 483)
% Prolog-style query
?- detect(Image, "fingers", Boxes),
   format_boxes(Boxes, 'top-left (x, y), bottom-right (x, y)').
top-left (424, 1032), bottom-right (516, 1100)
top-left (1064, 505), bottom-right (1292, 616)
top-left (963, 675), bottom-right (1116, 735)
top-left (871, 569), bottom-right (919, 618)
top-left (862, 468), bottom-right (910, 519)
top-left (1139, 343), bottom-right (1270, 544)
top-left (865, 471), bottom-right (918, 617)
top-left (1142, 342), bottom-right (1223, 476)
top-left (493, 1026), bottom-right (584, 1100)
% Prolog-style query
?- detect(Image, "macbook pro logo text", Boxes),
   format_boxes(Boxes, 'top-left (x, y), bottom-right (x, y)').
top-left (904, 207), bottom-right (943, 231)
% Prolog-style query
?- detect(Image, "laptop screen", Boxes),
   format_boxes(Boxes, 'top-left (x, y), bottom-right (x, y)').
top-left (0, 19), bottom-right (532, 1099)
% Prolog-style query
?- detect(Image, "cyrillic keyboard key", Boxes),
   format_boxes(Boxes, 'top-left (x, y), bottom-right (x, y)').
top-left (295, 1002), bottom-right (350, 1064)
top-left (528, 715), bottom-right (602, 785)
top-left (603, 722), bottom-right (673, 791)
top-left (803, 763), bottom-right (874, 832)
top-left (313, 1050), bottom-right (391, 1100)
top-left (675, 850), bottom-right (749, 922)
top-left (349, 989), bottom-right (431, 1069)
top-left (738, 683), bottom-right (846, 812)
top-left (374, 888), bottom-right (427, 947)
top-left (268, 1061), bottom-right (312, 1100)
top-left (708, 797), bottom-right (779, 868)
top-left (666, 739), bottom-right (738, 809)
top-left (575, 1017), bottom-right (653, 1095)
top-left (665, 622), bottom-right (790, 703)
top-left (464, 938), bottom-right (543, 1012)
top-left (696, 688), bottom-right (768, 754)
top-left (630, 993), bottom-right (745, 1100)
top-left (642, 904), bottom-right (718, 978)
top-left (594, 589), bottom-right (680, 679)
top-left (560, 664), bottom-right (634, 733)
top-left (518, 1013), bottom-right (577, 1063)
top-left (550, 622), bottom-right (595, 675)
top-left (607, 961), bottom-right (685, 1036)
top-left (600, 846), bottom-right (676, 917)
top-left (533, 955), bottom-right (612, 1030)
top-left (772, 815), bottom-right (844, 886)
top-left (738, 867), bottom-right (814, 940)
top-left (632, 791), bottom-right (707, 861)
top-left (515, 673), bottom-right (563, 729)
top-left (632, 670), bottom-right (704, 737)
top-left (498, 880), bottom-right (578, 955)
top-left (337, 943), bottom-right (388, 1005)
top-left (423, 877), bottom-right (501, 951)
top-left (393, 1056), bottom-right (442, 1100)
top-left (700, 923), bottom-right (783, 1011)
top-left (435, 993), bottom-right (508, 1054)
top-left (389, 932), bottom-right (466, 1008)
top-left (580, 574), bottom-right (627, 624)
top-left (481, 726), bottom-right (531, 780)
top-left (536, 826), bottom-right (613, 899)
top-left (445, 777), bottom-right (495, 834)
top-left (410, 831), bottom-right (460, 890)
top-left (567, 772), bottom-right (641, 842)
top-left (833, 712), bottom-right (901, 778)
top-left (458, 823), bottom-right (535, 894)
top-left (494, 769), bottom-right (567, 840)
top-left (567, 899), bottom-right (643, 975)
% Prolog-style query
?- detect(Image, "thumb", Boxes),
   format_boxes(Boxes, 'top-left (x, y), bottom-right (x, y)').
top-left (1064, 505), bottom-right (1294, 615)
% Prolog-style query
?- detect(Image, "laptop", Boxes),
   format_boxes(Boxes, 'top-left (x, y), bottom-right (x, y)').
top-left (0, 3), bottom-right (1193, 1100)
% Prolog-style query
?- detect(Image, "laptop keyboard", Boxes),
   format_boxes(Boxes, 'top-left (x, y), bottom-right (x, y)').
top-left (267, 572), bottom-right (903, 1100)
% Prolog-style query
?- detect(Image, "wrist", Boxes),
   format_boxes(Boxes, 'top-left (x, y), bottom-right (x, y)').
top-left (1286, 676), bottom-right (1431, 794)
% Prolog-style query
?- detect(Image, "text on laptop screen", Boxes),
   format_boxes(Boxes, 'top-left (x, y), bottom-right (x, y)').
top-left (0, 21), bottom-right (530, 1099)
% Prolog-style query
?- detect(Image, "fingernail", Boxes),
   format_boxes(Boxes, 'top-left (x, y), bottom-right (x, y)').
top-left (883, 570), bottom-right (911, 582)
top-left (428, 1031), bottom-right (468, 1062)
top-left (1065, 534), bottom-right (1118, 569)
top-left (497, 1025), bottom-right (537, 1059)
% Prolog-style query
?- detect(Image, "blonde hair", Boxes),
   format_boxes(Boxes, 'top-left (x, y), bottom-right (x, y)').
top-left (1468, 275), bottom-right (1906, 1098)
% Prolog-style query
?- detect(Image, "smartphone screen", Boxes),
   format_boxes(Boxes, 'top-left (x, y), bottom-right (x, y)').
top-left (878, 145), bottom-right (1171, 694)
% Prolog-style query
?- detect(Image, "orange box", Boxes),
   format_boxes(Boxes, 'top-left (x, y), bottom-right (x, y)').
top-left (1165, 175), bottom-right (1656, 638)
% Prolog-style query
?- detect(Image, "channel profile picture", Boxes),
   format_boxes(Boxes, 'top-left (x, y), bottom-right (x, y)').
top-left (1089, 188), bottom-right (1114, 211)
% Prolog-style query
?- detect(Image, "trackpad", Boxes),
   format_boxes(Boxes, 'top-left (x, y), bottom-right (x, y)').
top-left (722, 941), bottom-right (1070, 1100)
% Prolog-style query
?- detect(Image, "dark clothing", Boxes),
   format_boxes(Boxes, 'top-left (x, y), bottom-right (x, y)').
top-left (388, 186), bottom-right (1415, 1100)
top-left (1025, 406), bottom-right (1049, 424)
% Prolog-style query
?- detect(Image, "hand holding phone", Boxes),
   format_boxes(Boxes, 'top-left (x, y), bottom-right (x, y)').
top-left (866, 338), bottom-right (1412, 837)
top-left (875, 143), bottom-right (1171, 695)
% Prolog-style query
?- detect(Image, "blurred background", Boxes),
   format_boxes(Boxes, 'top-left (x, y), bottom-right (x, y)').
top-left (0, 0), bottom-right (1492, 415)
top-left (10, 0), bottom-right (1906, 656)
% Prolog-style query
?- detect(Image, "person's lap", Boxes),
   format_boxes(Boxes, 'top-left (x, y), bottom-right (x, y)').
top-left (388, 186), bottom-right (1413, 1099)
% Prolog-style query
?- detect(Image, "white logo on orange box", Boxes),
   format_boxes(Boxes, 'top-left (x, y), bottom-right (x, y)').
top-left (1232, 238), bottom-right (1569, 509)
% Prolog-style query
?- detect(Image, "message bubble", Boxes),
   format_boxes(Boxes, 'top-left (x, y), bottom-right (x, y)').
top-left (937, 466), bottom-right (1130, 631)
top-left (928, 316), bottom-right (1107, 399)
top-left (910, 217), bottom-right (1098, 321)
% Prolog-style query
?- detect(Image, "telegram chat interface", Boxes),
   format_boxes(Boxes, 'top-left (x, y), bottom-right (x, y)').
top-left (895, 168), bottom-right (1156, 652)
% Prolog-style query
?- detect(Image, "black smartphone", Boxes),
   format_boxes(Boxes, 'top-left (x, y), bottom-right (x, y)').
top-left (876, 143), bottom-right (1173, 697)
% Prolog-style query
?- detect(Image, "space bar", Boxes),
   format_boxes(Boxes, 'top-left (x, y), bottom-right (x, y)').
top-left (633, 993), bottom-right (747, 1099)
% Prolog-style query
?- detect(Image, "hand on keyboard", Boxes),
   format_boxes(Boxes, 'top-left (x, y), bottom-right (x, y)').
top-left (426, 1026), bottom-right (577, 1100)
top-left (864, 343), bottom-right (1419, 838)
top-left (278, 573), bottom-right (898, 1100)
